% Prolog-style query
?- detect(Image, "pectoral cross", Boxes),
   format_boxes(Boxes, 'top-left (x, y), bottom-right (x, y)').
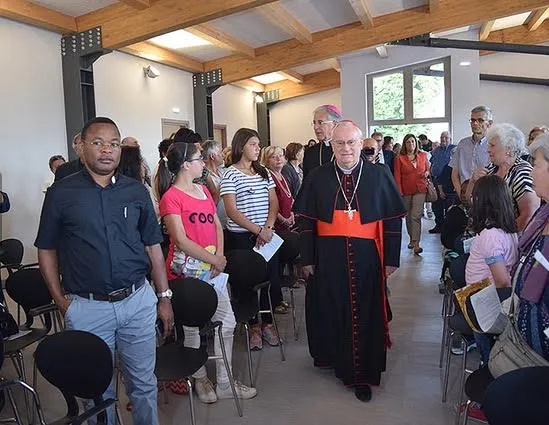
top-left (346, 205), bottom-right (356, 220)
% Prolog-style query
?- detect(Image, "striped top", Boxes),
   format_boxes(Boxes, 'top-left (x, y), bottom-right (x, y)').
top-left (220, 166), bottom-right (275, 232)
top-left (487, 157), bottom-right (534, 216)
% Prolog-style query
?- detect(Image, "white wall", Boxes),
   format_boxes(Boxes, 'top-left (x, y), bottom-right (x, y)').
top-left (0, 18), bottom-right (66, 262)
top-left (340, 31), bottom-right (480, 143)
top-left (213, 84), bottom-right (257, 143)
top-left (479, 52), bottom-right (549, 134)
top-left (94, 51), bottom-right (195, 170)
top-left (269, 89), bottom-right (341, 147)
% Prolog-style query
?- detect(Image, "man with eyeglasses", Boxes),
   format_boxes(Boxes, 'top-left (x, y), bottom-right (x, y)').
top-left (35, 117), bottom-right (174, 425)
top-left (370, 131), bottom-right (385, 164)
top-left (294, 121), bottom-right (406, 402)
top-left (449, 105), bottom-right (493, 195)
top-left (302, 104), bottom-right (342, 179)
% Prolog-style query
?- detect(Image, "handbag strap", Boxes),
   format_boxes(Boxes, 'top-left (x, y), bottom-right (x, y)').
top-left (509, 237), bottom-right (541, 321)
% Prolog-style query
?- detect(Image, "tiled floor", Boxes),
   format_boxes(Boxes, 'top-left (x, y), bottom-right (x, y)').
top-left (2, 218), bottom-right (480, 424)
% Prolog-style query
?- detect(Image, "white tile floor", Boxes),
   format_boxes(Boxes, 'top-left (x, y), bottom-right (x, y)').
top-left (1, 218), bottom-right (480, 424)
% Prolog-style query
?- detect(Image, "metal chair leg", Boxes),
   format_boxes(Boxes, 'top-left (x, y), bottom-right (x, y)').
top-left (186, 378), bottom-right (196, 425)
top-left (6, 387), bottom-right (23, 425)
top-left (243, 323), bottom-right (253, 386)
top-left (460, 399), bottom-right (471, 425)
top-left (290, 288), bottom-right (298, 341)
top-left (218, 327), bottom-right (243, 417)
top-left (13, 352), bottom-right (31, 421)
top-left (455, 339), bottom-right (468, 425)
top-left (442, 330), bottom-right (454, 402)
top-left (267, 289), bottom-right (285, 361)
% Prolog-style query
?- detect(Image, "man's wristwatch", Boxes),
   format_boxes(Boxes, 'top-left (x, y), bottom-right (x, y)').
top-left (157, 289), bottom-right (173, 300)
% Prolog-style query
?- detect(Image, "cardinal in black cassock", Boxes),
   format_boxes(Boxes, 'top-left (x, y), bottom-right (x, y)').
top-left (293, 121), bottom-right (406, 402)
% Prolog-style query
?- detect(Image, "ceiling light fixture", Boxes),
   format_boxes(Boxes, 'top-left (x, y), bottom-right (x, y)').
top-left (459, 61), bottom-right (472, 66)
top-left (149, 29), bottom-right (211, 50)
top-left (251, 72), bottom-right (287, 85)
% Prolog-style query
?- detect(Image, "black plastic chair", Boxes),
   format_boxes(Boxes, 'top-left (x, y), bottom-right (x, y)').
top-left (458, 366), bottom-right (493, 425)
top-left (156, 278), bottom-right (242, 425)
top-left (0, 330), bottom-right (115, 425)
top-left (4, 269), bottom-right (58, 394)
top-left (0, 238), bottom-right (39, 321)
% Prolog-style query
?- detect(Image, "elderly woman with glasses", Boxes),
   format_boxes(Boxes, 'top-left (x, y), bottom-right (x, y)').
top-left (467, 123), bottom-right (540, 231)
top-left (394, 134), bottom-right (430, 255)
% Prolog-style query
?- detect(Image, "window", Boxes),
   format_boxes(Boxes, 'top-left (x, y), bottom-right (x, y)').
top-left (367, 58), bottom-right (451, 144)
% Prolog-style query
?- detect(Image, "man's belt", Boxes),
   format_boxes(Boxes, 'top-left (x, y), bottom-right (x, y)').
top-left (75, 279), bottom-right (146, 302)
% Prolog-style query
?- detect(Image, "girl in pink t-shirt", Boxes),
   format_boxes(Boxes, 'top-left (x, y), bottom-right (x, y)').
top-left (465, 175), bottom-right (519, 365)
top-left (158, 142), bottom-right (256, 403)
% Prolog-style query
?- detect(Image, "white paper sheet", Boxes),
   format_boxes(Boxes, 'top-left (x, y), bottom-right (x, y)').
top-left (205, 272), bottom-right (229, 298)
top-left (253, 233), bottom-right (284, 262)
top-left (470, 283), bottom-right (508, 334)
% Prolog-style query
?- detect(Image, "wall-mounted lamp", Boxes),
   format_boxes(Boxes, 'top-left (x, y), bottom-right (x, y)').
top-left (144, 65), bottom-right (160, 78)
top-left (254, 94), bottom-right (264, 103)
top-left (459, 61), bottom-right (472, 67)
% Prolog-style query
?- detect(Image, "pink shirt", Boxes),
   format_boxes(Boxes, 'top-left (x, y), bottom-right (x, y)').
top-left (465, 227), bottom-right (518, 285)
top-left (159, 185), bottom-right (217, 281)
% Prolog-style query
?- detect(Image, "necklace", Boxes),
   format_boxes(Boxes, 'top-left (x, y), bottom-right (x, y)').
top-left (334, 161), bottom-right (364, 220)
top-left (271, 171), bottom-right (292, 198)
top-left (319, 142), bottom-right (335, 166)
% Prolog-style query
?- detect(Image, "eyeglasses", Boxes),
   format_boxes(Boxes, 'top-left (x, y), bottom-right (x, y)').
top-left (187, 156), bottom-right (204, 163)
top-left (85, 140), bottom-right (121, 150)
top-left (312, 120), bottom-right (335, 126)
top-left (470, 118), bottom-right (486, 124)
top-left (333, 139), bottom-right (360, 148)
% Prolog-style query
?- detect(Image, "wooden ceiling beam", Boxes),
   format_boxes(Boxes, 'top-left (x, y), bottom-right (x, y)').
top-left (481, 18), bottom-right (549, 55)
top-left (480, 20), bottom-right (496, 41)
top-left (278, 70), bottom-right (304, 83)
top-left (0, 0), bottom-right (77, 33)
top-left (429, 0), bottom-right (440, 13)
top-left (119, 41), bottom-right (204, 73)
top-left (527, 6), bottom-right (549, 31)
top-left (204, 0), bottom-right (549, 83)
top-left (257, 2), bottom-right (312, 43)
top-left (118, 0), bottom-right (150, 10)
top-left (347, 0), bottom-right (374, 28)
top-left (76, 0), bottom-right (278, 49)
top-left (186, 23), bottom-right (255, 58)
top-left (265, 69), bottom-right (340, 101)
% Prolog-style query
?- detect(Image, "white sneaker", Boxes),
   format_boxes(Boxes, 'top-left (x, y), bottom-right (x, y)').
top-left (216, 381), bottom-right (257, 400)
top-left (194, 377), bottom-right (217, 403)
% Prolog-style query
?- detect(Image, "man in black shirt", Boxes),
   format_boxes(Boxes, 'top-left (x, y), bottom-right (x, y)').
top-left (54, 133), bottom-right (84, 182)
top-left (35, 117), bottom-right (173, 425)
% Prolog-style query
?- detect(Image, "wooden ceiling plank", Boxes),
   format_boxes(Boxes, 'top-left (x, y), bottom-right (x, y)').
top-left (120, 41), bottom-right (204, 73)
top-left (527, 6), bottom-right (549, 31)
top-left (257, 2), bottom-right (312, 43)
top-left (204, 0), bottom-right (549, 83)
top-left (347, 0), bottom-right (374, 28)
top-left (119, 0), bottom-right (150, 10)
top-left (232, 79), bottom-right (265, 92)
top-left (76, 0), bottom-right (279, 49)
top-left (278, 70), bottom-right (304, 83)
top-left (480, 20), bottom-right (496, 41)
top-left (265, 69), bottom-right (340, 101)
top-left (429, 0), bottom-right (440, 13)
top-left (0, 0), bottom-right (77, 33)
top-left (485, 17), bottom-right (549, 48)
top-left (186, 23), bottom-right (255, 58)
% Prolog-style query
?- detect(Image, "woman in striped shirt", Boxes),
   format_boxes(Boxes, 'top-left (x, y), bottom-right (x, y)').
top-left (220, 128), bottom-right (282, 351)
top-left (468, 123), bottom-right (540, 231)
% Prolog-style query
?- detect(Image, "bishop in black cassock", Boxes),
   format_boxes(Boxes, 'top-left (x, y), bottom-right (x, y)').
top-left (294, 121), bottom-right (406, 401)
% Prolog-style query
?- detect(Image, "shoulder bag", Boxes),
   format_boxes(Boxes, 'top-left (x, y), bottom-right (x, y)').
top-left (488, 246), bottom-right (549, 378)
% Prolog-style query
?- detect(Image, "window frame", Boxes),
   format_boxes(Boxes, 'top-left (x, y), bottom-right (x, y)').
top-left (366, 57), bottom-right (452, 127)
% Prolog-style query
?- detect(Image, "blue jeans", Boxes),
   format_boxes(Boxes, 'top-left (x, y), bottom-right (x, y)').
top-left (473, 331), bottom-right (494, 364)
top-left (65, 282), bottom-right (158, 425)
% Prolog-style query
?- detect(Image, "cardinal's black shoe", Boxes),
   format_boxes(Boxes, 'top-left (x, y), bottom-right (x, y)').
top-left (355, 386), bottom-right (372, 402)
